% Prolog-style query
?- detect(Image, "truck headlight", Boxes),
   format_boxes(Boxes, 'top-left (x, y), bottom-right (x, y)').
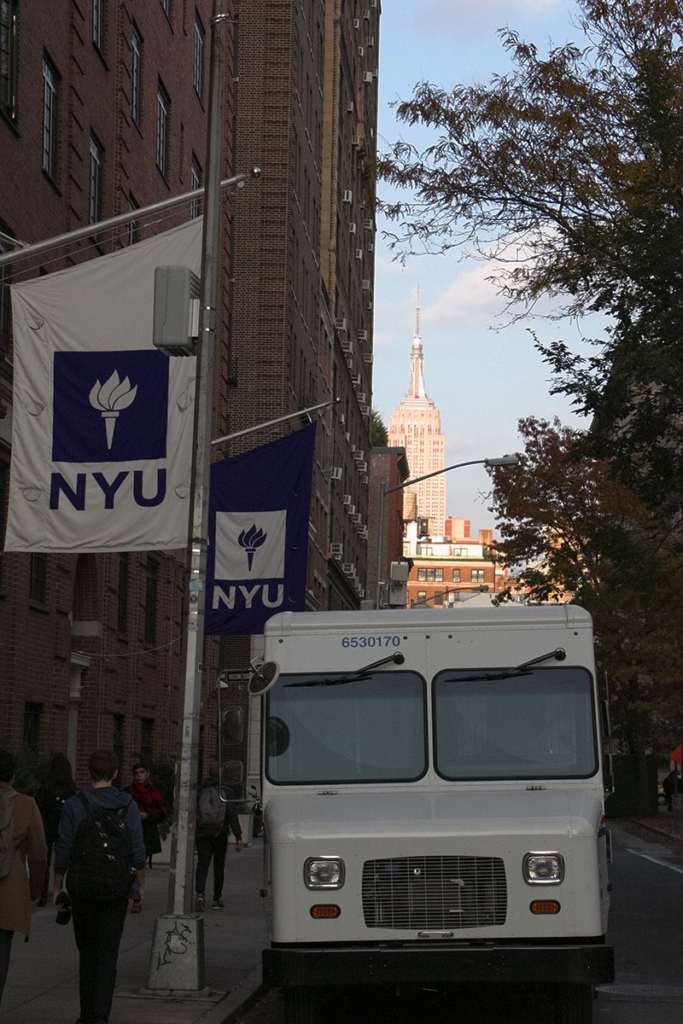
top-left (304, 857), bottom-right (345, 889)
top-left (523, 852), bottom-right (565, 885)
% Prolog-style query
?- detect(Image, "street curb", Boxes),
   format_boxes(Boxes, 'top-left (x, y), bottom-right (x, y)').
top-left (625, 818), bottom-right (683, 843)
top-left (203, 966), bottom-right (267, 1024)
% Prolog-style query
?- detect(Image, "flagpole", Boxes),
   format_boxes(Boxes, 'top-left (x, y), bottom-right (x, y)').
top-left (146, 0), bottom-right (229, 992)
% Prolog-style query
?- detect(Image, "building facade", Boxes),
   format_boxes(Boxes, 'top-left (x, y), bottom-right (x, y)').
top-left (403, 518), bottom-right (507, 608)
top-left (0, 0), bottom-right (382, 779)
top-left (388, 304), bottom-right (446, 535)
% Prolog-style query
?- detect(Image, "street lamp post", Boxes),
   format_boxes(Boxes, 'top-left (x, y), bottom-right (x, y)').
top-left (375, 455), bottom-right (519, 608)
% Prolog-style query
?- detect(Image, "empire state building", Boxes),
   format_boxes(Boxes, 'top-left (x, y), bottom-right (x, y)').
top-left (388, 304), bottom-right (446, 535)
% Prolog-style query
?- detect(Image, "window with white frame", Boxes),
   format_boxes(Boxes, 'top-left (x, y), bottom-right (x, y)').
top-left (89, 134), bottom-right (103, 225)
top-left (471, 569), bottom-right (485, 583)
top-left (193, 13), bottom-right (204, 98)
top-left (131, 28), bottom-right (142, 124)
top-left (156, 83), bottom-right (169, 177)
top-left (42, 56), bottom-right (59, 179)
top-left (0, 0), bottom-right (18, 122)
top-left (92, 0), bottom-right (105, 50)
top-left (190, 156), bottom-right (201, 218)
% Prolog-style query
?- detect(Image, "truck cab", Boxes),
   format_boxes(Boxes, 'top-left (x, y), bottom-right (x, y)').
top-left (258, 605), bottom-right (614, 1023)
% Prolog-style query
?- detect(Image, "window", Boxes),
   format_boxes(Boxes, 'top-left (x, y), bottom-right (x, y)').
top-left (267, 671), bottom-right (426, 784)
top-left (434, 668), bottom-right (597, 780)
top-left (0, 0), bottom-right (18, 121)
top-left (23, 703), bottom-right (43, 752)
top-left (434, 591), bottom-right (444, 606)
top-left (127, 196), bottom-right (139, 246)
top-left (131, 28), bottom-right (142, 124)
top-left (42, 57), bottom-right (59, 179)
top-left (117, 553), bottom-right (129, 633)
top-left (452, 569), bottom-right (461, 582)
top-left (89, 134), bottom-right (103, 225)
top-left (156, 83), bottom-right (169, 178)
top-left (416, 590), bottom-right (427, 605)
top-left (92, 0), bottom-right (105, 50)
top-left (471, 569), bottom-right (485, 583)
top-left (29, 554), bottom-right (47, 603)
top-left (140, 718), bottom-right (154, 762)
top-left (190, 156), bottom-right (201, 218)
top-left (144, 556), bottom-right (158, 645)
top-left (193, 13), bottom-right (204, 97)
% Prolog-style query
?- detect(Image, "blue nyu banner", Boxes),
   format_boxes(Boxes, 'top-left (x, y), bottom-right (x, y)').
top-left (205, 423), bottom-right (317, 635)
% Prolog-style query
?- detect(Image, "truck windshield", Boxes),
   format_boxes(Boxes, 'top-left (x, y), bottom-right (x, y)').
top-left (266, 671), bottom-right (427, 784)
top-left (433, 667), bottom-right (597, 780)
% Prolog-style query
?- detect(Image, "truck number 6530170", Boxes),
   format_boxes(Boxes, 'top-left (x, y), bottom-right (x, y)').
top-left (341, 635), bottom-right (401, 648)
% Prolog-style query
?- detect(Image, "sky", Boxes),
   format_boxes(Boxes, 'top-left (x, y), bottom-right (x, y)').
top-left (372, 0), bottom-right (595, 531)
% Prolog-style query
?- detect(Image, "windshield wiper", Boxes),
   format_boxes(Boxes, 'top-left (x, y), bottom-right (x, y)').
top-left (285, 652), bottom-right (406, 688)
top-left (443, 648), bottom-right (566, 684)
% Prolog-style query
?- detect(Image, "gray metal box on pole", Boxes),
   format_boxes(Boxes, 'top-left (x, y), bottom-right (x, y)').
top-left (153, 265), bottom-right (200, 356)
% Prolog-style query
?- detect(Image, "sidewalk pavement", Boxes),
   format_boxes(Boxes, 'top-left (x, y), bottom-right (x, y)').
top-left (0, 839), bottom-right (268, 1024)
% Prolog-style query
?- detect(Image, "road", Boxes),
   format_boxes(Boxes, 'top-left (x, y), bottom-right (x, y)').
top-left (236, 820), bottom-right (683, 1024)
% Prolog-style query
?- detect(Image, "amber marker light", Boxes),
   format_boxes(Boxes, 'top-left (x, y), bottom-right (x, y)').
top-left (310, 905), bottom-right (341, 919)
top-left (530, 900), bottom-right (561, 914)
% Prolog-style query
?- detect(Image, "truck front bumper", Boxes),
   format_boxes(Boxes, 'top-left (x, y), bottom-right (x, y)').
top-left (263, 942), bottom-right (614, 988)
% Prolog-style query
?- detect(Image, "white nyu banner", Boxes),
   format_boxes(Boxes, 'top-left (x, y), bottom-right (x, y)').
top-left (4, 219), bottom-right (202, 552)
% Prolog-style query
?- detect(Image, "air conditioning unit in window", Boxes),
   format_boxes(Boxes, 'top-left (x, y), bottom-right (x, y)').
top-left (352, 135), bottom-right (361, 147)
top-left (343, 189), bottom-right (353, 203)
top-left (363, 352), bottom-right (373, 364)
top-left (353, 18), bottom-right (360, 28)
top-left (358, 329), bottom-right (367, 341)
top-left (350, 513), bottom-right (361, 524)
top-left (349, 222), bottom-right (357, 234)
top-left (364, 219), bottom-right (374, 230)
top-left (355, 249), bottom-right (363, 260)
top-left (342, 563), bottom-right (355, 576)
top-left (363, 72), bottom-right (373, 83)
top-left (357, 392), bottom-right (366, 404)
top-left (351, 373), bottom-right (361, 386)
top-left (342, 494), bottom-right (352, 505)
top-left (330, 543), bottom-right (344, 558)
top-left (334, 317), bottom-right (347, 332)
top-left (358, 46), bottom-right (364, 56)
top-left (367, 242), bottom-right (374, 252)
top-left (364, 8), bottom-right (370, 18)
top-left (353, 448), bottom-right (364, 461)
top-left (367, 36), bottom-right (375, 47)
top-left (341, 337), bottom-right (353, 353)
top-left (347, 101), bottom-right (354, 113)
top-left (361, 278), bottom-right (371, 290)
top-left (366, 301), bottom-right (373, 310)
top-left (346, 357), bottom-right (354, 370)
top-left (329, 467), bottom-right (343, 480)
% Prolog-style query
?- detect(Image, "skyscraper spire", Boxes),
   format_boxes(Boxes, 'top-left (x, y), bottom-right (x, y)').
top-left (408, 287), bottom-right (426, 399)
top-left (415, 284), bottom-right (421, 339)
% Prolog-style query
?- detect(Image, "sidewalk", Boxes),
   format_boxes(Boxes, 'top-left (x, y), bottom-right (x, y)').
top-left (0, 840), bottom-right (268, 1024)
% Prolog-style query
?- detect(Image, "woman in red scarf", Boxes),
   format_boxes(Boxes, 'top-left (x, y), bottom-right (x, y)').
top-left (125, 763), bottom-right (167, 869)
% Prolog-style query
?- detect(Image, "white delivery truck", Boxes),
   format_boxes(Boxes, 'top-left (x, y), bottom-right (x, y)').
top-left (255, 605), bottom-right (614, 1023)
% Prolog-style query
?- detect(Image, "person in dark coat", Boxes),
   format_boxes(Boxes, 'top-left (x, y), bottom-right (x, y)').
top-left (53, 749), bottom-right (146, 1024)
top-left (36, 753), bottom-right (76, 905)
top-left (0, 750), bottom-right (47, 1010)
top-left (195, 763), bottom-right (242, 911)
top-left (125, 763), bottom-right (167, 868)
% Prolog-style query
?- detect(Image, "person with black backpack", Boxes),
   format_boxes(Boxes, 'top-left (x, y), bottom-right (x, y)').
top-left (195, 763), bottom-right (242, 912)
top-left (36, 753), bottom-right (77, 906)
top-left (52, 750), bottom-right (146, 1024)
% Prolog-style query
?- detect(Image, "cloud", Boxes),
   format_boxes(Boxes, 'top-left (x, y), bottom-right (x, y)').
top-left (422, 264), bottom-right (508, 331)
top-left (416, 0), bottom-right (561, 39)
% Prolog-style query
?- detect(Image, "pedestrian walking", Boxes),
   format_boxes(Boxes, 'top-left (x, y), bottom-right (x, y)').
top-left (125, 762), bottom-right (167, 869)
top-left (36, 753), bottom-right (77, 905)
top-left (195, 764), bottom-right (242, 912)
top-left (0, 749), bottom-right (47, 1010)
top-left (53, 749), bottom-right (146, 1024)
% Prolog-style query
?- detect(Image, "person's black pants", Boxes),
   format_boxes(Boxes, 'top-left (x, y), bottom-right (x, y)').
top-left (71, 897), bottom-right (128, 1024)
top-left (0, 928), bottom-right (14, 1009)
top-left (195, 831), bottom-right (228, 899)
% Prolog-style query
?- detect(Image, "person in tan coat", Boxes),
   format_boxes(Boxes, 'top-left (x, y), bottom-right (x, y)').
top-left (0, 749), bottom-right (47, 1010)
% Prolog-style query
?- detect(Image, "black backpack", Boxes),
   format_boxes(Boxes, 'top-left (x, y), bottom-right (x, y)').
top-left (67, 793), bottom-right (135, 901)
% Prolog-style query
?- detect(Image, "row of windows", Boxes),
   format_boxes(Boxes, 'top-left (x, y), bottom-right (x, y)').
top-left (416, 568), bottom-right (487, 584)
top-left (2, 4), bottom-right (204, 199)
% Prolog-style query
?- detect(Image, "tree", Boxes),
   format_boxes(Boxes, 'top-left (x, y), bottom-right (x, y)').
top-left (380, 0), bottom-right (683, 515)
top-left (488, 416), bottom-right (683, 756)
top-left (369, 409), bottom-right (389, 447)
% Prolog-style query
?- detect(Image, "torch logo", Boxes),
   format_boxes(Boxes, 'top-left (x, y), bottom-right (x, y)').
top-left (89, 371), bottom-right (138, 450)
top-left (238, 524), bottom-right (267, 571)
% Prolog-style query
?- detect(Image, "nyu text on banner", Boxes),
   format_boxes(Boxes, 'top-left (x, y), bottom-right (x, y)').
top-left (205, 423), bottom-right (317, 635)
top-left (4, 219), bottom-right (202, 552)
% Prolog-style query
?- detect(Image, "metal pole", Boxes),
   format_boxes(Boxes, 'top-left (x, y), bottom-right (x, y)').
top-left (376, 480), bottom-right (386, 608)
top-left (211, 398), bottom-right (338, 446)
top-left (171, 0), bottom-right (228, 918)
top-left (146, 0), bottom-right (228, 993)
top-left (0, 175), bottom-right (246, 270)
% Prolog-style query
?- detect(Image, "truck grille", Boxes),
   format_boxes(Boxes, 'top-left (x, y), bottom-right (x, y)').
top-left (361, 856), bottom-right (507, 930)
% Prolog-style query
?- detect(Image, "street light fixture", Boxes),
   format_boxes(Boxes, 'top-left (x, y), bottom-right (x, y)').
top-left (375, 454), bottom-right (520, 608)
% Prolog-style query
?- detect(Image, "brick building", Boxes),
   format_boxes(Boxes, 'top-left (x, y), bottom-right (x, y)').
top-left (0, 0), bottom-right (382, 780)
top-left (0, 0), bottom-right (232, 781)
top-left (403, 518), bottom-right (508, 608)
